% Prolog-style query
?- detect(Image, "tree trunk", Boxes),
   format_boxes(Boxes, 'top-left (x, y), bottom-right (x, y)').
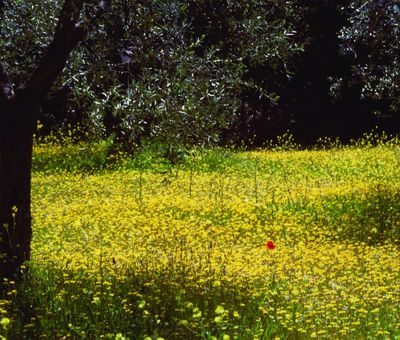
top-left (0, 0), bottom-right (109, 279)
top-left (0, 100), bottom-right (35, 278)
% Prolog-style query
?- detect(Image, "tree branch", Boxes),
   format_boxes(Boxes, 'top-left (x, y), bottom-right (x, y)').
top-left (0, 61), bottom-right (14, 101)
top-left (19, 0), bottom-right (110, 105)
top-left (20, 0), bottom-right (85, 103)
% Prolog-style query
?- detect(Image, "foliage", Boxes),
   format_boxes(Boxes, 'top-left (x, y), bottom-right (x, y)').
top-left (1, 0), bottom-right (399, 146)
top-left (75, 0), bottom-right (301, 149)
top-left (1, 0), bottom-right (302, 148)
top-left (0, 0), bottom-right (60, 84)
top-left (339, 0), bottom-right (400, 114)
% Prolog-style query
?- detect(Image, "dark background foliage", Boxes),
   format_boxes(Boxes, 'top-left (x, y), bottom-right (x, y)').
top-left (1, 0), bottom-right (399, 149)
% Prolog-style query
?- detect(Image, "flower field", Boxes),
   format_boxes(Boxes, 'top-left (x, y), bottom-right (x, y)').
top-left (1, 138), bottom-right (400, 339)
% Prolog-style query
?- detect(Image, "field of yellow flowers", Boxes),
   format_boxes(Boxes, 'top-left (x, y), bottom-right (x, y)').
top-left (1, 136), bottom-right (400, 339)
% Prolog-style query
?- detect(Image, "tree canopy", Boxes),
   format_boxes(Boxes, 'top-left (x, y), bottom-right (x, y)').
top-left (1, 0), bottom-right (399, 148)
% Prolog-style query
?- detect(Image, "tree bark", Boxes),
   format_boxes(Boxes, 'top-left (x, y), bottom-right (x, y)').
top-left (0, 100), bottom-right (35, 278)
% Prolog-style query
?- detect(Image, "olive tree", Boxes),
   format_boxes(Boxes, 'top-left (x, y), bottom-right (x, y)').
top-left (0, 0), bottom-right (109, 278)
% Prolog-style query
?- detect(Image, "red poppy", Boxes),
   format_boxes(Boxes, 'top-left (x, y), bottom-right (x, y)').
top-left (265, 240), bottom-right (276, 250)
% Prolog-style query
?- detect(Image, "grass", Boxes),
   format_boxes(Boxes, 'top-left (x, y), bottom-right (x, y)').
top-left (1, 134), bottom-right (400, 339)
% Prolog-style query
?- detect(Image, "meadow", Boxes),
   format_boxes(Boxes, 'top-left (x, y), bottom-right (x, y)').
top-left (1, 135), bottom-right (400, 339)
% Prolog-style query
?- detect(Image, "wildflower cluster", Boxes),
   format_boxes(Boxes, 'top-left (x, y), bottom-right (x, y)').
top-left (2, 137), bottom-right (400, 338)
